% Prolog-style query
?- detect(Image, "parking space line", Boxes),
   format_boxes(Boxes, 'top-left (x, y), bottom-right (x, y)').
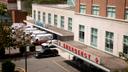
top-left (52, 60), bottom-right (70, 72)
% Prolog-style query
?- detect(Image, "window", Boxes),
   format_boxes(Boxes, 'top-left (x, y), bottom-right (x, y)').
top-left (48, 13), bottom-right (51, 24)
top-left (33, 10), bottom-right (36, 20)
top-left (105, 31), bottom-right (114, 52)
top-left (107, 7), bottom-right (116, 18)
top-left (79, 25), bottom-right (85, 42)
top-left (125, 9), bottom-right (128, 20)
top-left (54, 15), bottom-right (57, 26)
top-left (68, 17), bottom-right (72, 31)
top-left (60, 16), bottom-right (64, 28)
top-left (123, 35), bottom-right (128, 54)
top-left (38, 11), bottom-right (40, 21)
top-left (80, 4), bottom-right (86, 14)
top-left (43, 12), bottom-right (45, 23)
top-left (91, 28), bottom-right (98, 47)
top-left (92, 5), bottom-right (100, 16)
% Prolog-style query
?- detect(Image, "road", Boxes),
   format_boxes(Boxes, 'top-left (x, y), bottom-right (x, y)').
top-left (13, 56), bottom-right (80, 72)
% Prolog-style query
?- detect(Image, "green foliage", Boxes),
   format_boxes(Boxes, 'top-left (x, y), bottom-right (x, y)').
top-left (2, 60), bottom-right (15, 72)
top-left (0, 25), bottom-right (13, 48)
top-left (0, 3), bottom-right (7, 15)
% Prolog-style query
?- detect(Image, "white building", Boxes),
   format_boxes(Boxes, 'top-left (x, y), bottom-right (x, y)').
top-left (24, 1), bottom-right (128, 72)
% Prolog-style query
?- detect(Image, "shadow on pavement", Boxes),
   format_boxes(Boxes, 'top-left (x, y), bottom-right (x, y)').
top-left (0, 53), bottom-right (33, 61)
top-left (64, 60), bottom-right (106, 72)
top-left (63, 60), bottom-right (81, 72)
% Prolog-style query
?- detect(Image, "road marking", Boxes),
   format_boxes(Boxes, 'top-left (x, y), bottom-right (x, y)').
top-left (52, 60), bottom-right (70, 72)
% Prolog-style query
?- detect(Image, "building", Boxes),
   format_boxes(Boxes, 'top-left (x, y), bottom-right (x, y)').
top-left (0, 0), bottom-right (27, 23)
top-left (0, 0), bottom-right (26, 11)
top-left (24, 0), bottom-right (128, 72)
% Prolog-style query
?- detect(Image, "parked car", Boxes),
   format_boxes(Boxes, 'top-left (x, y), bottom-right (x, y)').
top-left (34, 49), bottom-right (58, 58)
top-left (41, 43), bottom-right (57, 49)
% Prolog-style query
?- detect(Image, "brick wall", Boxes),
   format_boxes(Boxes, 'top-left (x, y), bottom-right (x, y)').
top-left (126, 0), bottom-right (128, 7)
top-left (116, 0), bottom-right (125, 19)
top-left (9, 10), bottom-right (27, 23)
top-left (75, 0), bottom-right (128, 19)
top-left (75, 0), bottom-right (80, 13)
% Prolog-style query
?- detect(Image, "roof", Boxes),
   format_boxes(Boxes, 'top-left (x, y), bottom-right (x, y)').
top-left (33, 4), bottom-right (75, 11)
top-left (25, 20), bottom-right (74, 36)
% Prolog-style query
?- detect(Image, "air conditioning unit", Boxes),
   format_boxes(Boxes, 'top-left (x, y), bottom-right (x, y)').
top-left (119, 52), bottom-right (124, 57)
top-left (119, 52), bottom-right (128, 61)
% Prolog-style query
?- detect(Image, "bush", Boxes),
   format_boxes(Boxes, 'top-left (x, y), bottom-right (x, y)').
top-left (2, 60), bottom-right (15, 72)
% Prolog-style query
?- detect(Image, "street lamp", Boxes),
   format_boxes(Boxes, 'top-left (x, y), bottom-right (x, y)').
top-left (25, 45), bottom-right (29, 72)
top-left (24, 32), bottom-right (31, 72)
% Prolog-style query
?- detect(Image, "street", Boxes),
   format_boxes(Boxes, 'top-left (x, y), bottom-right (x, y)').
top-left (13, 56), bottom-right (80, 72)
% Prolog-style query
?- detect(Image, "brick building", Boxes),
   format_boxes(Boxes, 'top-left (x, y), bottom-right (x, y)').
top-left (0, 0), bottom-right (27, 23)
top-left (75, 0), bottom-right (128, 20)
top-left (24, 0), bottom-right (128, 72)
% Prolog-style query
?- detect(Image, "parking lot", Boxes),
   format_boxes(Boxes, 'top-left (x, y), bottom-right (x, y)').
top-left (13, 56), bottom-right (80, 72)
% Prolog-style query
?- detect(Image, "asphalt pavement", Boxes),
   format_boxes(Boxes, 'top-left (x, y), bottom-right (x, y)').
top-left (12, 56), bottom-right (80, 72)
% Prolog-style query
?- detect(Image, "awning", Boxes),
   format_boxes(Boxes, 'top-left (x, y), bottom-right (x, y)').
top-left (24, 20), bottom-right (74, 36)
top-left (54, 40), bottom-right (128, 72)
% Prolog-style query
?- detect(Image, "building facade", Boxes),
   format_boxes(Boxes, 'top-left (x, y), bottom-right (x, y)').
top-left (0, 0), bottom-right (26, 11)
top-left (75, 0), bottom-right (128, 57)
top-left (0, 0), bottom-right (27, 23)
top-left (25, 0), bottom-right (128, 72)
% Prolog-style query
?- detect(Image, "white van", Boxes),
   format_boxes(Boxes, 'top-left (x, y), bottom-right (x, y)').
top-left (31, 30), bottom-right (47, 37)
top-left (32, 34), bottom-right (53, 44)
top-left (24, 28), bottom-right (37, 34)
top-left (35, 34), bottom-right (53, 40)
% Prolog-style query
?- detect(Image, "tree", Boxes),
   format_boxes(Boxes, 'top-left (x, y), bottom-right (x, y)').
top-left (0, 3), bottom-right (13, 57)
top-left (0, 3), bottom-right (7, 15)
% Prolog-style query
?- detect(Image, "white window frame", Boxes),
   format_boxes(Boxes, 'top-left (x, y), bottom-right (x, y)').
top-left (125, 8), bottom-right (128, 20)
top-left (105, 31), bottom-right (114, 52)
top-left (123, 35), bottom-right (128, 54)
top-left (48, 13), bottom-right (51, 24)
top-left (92, 5), bottom-right (100, 16)
top-left (68, 17), bottom-right (72, 31)
top-left (79, 25), bottom-right (85, 42)
top-left (107, 6), bottom-right (116, 18)
top-left (43, 12), bottom-right (45, 23)
top-left (33, 10), bottom-right (36, 20)
top-left (38, 11), bottom-right (41, 21)
top-left (91, 28), bottom-right (98, 47)
top-left (79, 4), bottom-right (86, 14)
top-left (60, 16), bottom-right (64, 28)
top-left (54, 14), bottom-right (57, 26)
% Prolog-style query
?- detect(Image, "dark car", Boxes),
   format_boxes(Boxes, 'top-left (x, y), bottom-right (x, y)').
top-left (42, 44), bottom-right (57, 49)
top-left (34, 49), bottom-right (58, 58)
